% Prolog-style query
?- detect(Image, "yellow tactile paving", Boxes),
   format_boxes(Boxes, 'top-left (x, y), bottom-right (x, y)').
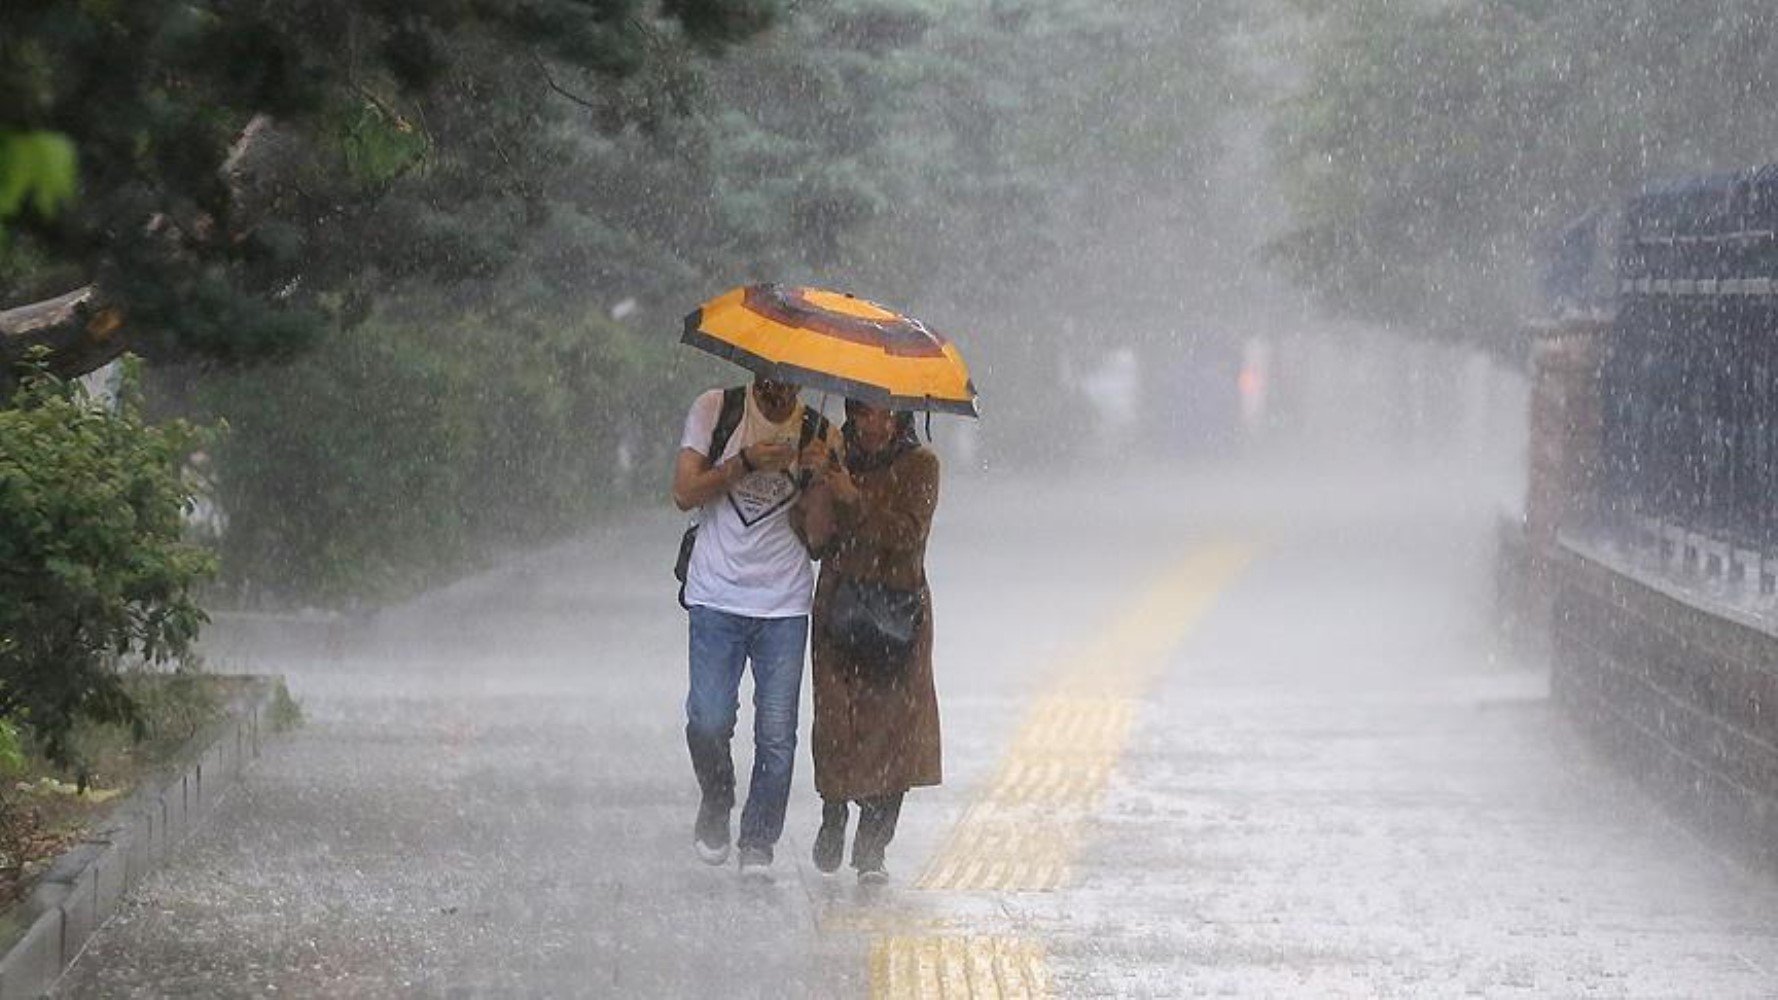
top-left (916, 541), bottom-right (1256, 893)
top-left (986, 758), bottom-right (1117, 810)
top-left (1010, 697), bottom-right (1135, 757)
top-left (862, 540), bottom-right (1257, 998)
top-left (871, 935), bottom-right (1049, 1000)
top-left (916, 814), bottom-right (1082, 891)
top-left (820, 912), bottom-right (963, 935)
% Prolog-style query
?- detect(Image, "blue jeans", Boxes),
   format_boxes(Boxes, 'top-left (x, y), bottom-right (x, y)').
top-left (685, 607), bottom-right (808, 852)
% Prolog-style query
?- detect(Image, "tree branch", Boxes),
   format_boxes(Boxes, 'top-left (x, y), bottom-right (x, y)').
top-left (533, 54), bottom-right (602, 113)
top-left (4, 113), bottom-right (285, 382)
top-left (0, 285), bottom-right (129, 379)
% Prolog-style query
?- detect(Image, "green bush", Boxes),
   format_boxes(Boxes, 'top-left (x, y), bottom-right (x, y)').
top-left (0, 358), bottom-right (216, 765)
top-left (0, 719), bottom-right (25, 779)
top-left (267, 679), bottom-right (304, 733)
top-left (194, 304), bottom-right (700, 605)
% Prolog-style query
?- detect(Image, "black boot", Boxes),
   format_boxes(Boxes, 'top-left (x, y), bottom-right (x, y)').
top-left (852, 793), bottom-right (904, 883)
top-left (813, 799), bottom-right (848, 874)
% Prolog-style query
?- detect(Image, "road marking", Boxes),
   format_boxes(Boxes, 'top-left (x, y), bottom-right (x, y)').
top-left (871, 936), bottom-right (1048, 1000)
top-left (854, 540), bottom-right (1256, 999)
top-left (821, 912), bottom-right (964, 935)
top-left (917, 541), bottom-right (1256, 892)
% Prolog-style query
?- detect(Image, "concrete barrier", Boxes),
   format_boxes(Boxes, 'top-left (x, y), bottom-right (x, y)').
top-left (0, 909), bottom-right (61, 1000)
top-left (0, 678), bottom-right (281, 999)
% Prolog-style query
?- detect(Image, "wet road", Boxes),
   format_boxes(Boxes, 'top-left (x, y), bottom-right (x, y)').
top-left (58, 462), bottom-right (1778, 997)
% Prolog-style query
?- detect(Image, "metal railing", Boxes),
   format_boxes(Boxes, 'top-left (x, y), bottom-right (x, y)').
top-left (1596, 165), bottom-right (1778, 597)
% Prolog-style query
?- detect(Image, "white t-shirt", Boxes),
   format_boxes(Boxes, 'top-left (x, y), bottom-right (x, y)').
top-left (679, 388), bottom-right (834, 618)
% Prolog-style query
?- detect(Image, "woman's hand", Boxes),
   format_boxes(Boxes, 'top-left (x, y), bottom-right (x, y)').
top-left (824, 464), bottom-right (861, 505)
top-left (794, 477), bottom-right (836, 555)
top-left (799, 438), bottom-right (834, 474)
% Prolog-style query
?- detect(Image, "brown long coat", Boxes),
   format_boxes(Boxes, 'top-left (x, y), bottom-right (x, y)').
top-left (807, 447), bottom-right (941, 801)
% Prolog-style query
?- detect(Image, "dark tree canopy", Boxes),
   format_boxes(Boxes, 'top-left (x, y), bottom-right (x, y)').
top-left (2, 0), bottom-right (1249, 605)
top-left (0, 0), bottom-right (783, 376)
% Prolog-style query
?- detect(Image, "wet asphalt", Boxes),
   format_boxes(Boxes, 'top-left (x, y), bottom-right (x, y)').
top-left (54, 462), bottom-right (1778, 998)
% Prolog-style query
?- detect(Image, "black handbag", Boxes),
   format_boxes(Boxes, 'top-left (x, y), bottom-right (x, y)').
top-left (825, 576), bottom-right (923, 680)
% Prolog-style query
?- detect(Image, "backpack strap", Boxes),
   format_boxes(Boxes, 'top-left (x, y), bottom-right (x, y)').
top-left (680, 386), bottom-right (746, 613)
top-left (708, 386), bottom-right (747, 461)
top-left (708, 385), bottom-right (831, 473)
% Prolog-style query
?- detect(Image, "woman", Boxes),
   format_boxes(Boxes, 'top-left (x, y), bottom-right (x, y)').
top-left (799, 399), bottom-right (941, 883)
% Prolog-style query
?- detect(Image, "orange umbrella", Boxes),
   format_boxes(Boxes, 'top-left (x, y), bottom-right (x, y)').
top-left (682, 284), bottom-right (980, 417)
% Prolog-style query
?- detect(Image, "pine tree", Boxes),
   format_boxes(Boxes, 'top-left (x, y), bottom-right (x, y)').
top-left (0, 0), bottom-right (783, 380)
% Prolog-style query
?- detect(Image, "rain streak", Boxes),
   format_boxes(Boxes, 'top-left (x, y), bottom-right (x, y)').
top-left (3, 2), bottom-right (1778, 998)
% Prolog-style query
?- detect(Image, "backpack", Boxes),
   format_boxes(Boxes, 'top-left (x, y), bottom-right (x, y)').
top-left (675, 387), bottom-right (831, 609)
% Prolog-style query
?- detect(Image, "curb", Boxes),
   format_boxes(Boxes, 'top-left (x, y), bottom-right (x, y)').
top-left (0, 676), bottom-right (281, 1000)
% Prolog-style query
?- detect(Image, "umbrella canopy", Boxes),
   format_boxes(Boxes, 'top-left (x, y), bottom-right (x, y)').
top-left (682, 284), bottom-right (979, 417)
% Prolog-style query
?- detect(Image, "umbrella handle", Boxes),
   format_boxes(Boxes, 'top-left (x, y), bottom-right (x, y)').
top-left (809, 391), bottom-right (838, 474)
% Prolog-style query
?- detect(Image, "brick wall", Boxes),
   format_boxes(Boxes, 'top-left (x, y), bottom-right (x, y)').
top-left (1551, 543), bottom-right (1778, 870)
top-left (1499, 316), bottom-right (1778, 871)
top-left (1524, 323), bottom-right (1608, 550)
top-left (1497, 320), bottom-right (1608, 648)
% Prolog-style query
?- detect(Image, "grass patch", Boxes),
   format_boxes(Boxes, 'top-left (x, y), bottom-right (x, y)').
top-left (0, 671), bottom-right (242, 911)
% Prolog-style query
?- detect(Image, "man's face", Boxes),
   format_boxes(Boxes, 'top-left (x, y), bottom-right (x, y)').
top-left (752, 378), bottom-right (800, 418)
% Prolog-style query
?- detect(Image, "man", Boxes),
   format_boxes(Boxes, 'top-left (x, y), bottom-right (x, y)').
top-left (672, 375), bottom-right (836, 877)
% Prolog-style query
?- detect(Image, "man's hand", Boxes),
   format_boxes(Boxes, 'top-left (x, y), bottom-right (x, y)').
top-left (747, 441), bottom-right (796, 472)
top-left (673, 448), bottom-right (737, 511)
top-left (670, 440), bottom-right (805, 512)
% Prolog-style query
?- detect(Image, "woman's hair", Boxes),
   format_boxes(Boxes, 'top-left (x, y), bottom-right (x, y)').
top-left (844, 400), bottom-right (916, 433)
top-left (842, 399), bottom-right (920, 471)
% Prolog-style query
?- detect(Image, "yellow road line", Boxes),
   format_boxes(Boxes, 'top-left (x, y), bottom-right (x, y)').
top-left (860, 540), bottom-right (1256, 1000)
top-left (916, 541), bottom-right (1256, 893)
top-left (821, 912), bottom-right (962, 935)
top-left (871, 936), bottom-right (1049, 1000)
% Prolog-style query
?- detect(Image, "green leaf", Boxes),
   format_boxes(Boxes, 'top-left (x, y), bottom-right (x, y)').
top-left (0, 130), bottom-right (78, 221)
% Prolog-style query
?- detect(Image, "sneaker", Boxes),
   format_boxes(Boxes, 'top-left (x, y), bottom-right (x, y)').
top-left (694, 804), bottom-right (731, 866)
top-left (694, 835), bottom-right (730, 866)
top-left (737, 846), bottom-right (773, 880)
top-left (856, 862), bottom-right (889, 886)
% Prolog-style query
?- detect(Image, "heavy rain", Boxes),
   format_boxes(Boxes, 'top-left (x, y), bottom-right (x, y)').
top-left (2, 1), bottom-right (1777, 997)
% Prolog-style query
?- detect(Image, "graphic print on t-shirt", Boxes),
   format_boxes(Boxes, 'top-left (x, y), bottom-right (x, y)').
top-left (727, 470), bottom-right (799, 527)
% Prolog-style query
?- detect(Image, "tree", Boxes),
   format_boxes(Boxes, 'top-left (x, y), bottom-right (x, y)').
top-left (0, 359), bottom-right (215, 765)
top-left (186, 0), bottom-right (1252, 602)
top-left (1270, 0), bottom-right (1778, 347)
top-left (0, 0), bottom-right (784, 379)
top-left (3, 0), bottom-right (1252, 608)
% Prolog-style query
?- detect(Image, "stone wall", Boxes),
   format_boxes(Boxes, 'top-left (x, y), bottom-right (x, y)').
top-left (1550, 542), bottom-right (1778, 870)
